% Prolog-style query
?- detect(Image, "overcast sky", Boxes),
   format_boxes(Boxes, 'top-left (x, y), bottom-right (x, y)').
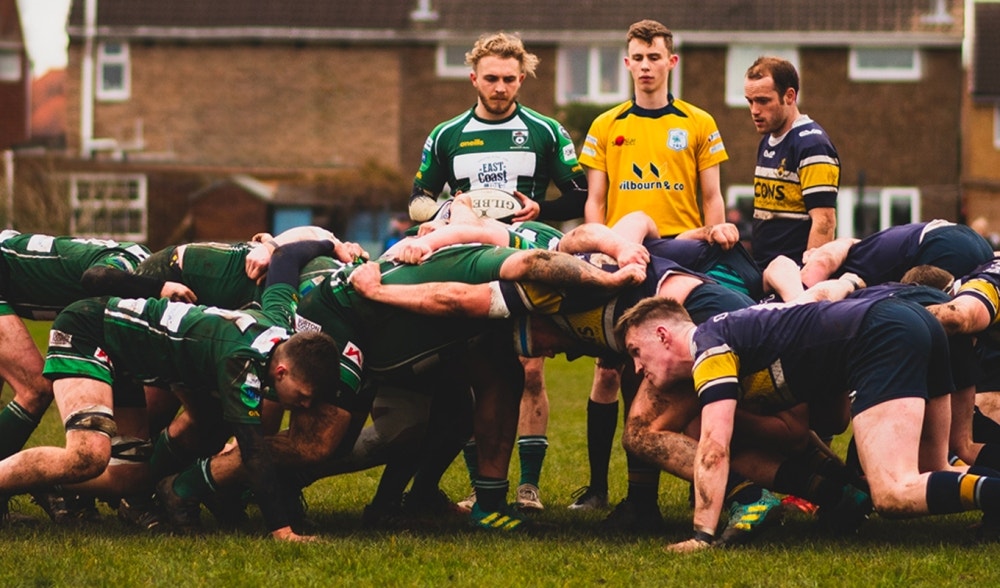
top-left (17, 0), bottom-right (72, 76)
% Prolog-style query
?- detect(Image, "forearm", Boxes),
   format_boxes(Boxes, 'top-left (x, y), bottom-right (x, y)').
top-left (361, 282), bottom-right (494, 317)
top-left (693, 439), bottom-right (729, 535)
top-left (233, 422), bottom-right (292, 532)
top-left (806, 208), bottom-right (837, 251)
top-left (80, 266), bottom-right (165, 298)
top-left (537, 178), bottom-right (587, 221)
top-left (265, 240), bottom-right (336, 288)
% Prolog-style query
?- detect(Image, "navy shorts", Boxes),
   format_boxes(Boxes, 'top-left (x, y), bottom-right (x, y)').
top-left (846, 298), bottom-right (954, 415)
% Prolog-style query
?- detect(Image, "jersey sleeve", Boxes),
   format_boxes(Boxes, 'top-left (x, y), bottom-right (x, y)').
top-left (218, 356), bottom-right (266, 425)
top-left (692, 344), bottom-right (742, 406)
top-left (694, 113), bottom-right (729, 172)
top-left (547, 120), bottom-right (587, 185)
top-left (579, 113), bottom-right (610, 172)
top-left (413, 125), bottom-right (450, 194)
top-left (259, 283), bottom-right (299, 330)
top-left (798, 132), bottom-right (840, 210)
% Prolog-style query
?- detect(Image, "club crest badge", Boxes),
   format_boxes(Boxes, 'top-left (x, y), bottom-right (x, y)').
top-left (512, 130), bottom-right (528, 146)
top-left (667, 129), bottom-right (688, 151)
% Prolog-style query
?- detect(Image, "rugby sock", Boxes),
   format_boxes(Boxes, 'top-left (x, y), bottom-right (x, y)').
top-left (474, 476), bottom-right (508, 513)
top-left (171, 458), bottom-right (216, 501)
top-left (725, 476), bottom-right (763, 505)
top-left (772, 452), bottom-right (848, 508)
top-left (974, 444), bottom-right (1000, 471)
top-left (149, 430), bottom-right (196, 481)
top-left (517, 435), bottom-right (548, 487)
top-left (973, 406), bottom-right (1000, 444)
top-left (925, 471), bottom-right (1000, 514)
top-left (624, 452), bottom-right (659, 505)
top-left (461, 439), bottom-right (478, 489)
top-left (0, 401), bottom-right (41, 460)
top-left (586, 400), bottom-right (617, 495)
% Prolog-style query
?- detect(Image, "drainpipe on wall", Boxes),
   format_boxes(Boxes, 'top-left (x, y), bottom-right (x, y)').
top-left (80, 0), bottom-right (96, 158)
top-left (3, 150), bottom-right (12, 229)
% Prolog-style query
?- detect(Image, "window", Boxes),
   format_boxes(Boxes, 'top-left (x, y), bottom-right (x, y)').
top-left (848, 48), bottom-right (921, 82)
top-left (837, 186), bottom-right (920, 238)
top-left (436, 44), bottom-right (471, 78)
top-left (557, 45), bottom-right (629, 104)
top-left (729, 183), bottom-right (919, 240)
top-left (0, 49), bottom-right (22, 82)
top-left (96, 41), bottom-right (130, 101)
top-left (726, 45), bottom-right (800, 107)
top-left (69, 174), bottom-right (147, 242)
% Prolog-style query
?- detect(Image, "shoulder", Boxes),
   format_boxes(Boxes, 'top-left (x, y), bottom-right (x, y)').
top-left (790, 117), bottom-right (837, 150)
top-left (427, 109), bottom-right (475, 140)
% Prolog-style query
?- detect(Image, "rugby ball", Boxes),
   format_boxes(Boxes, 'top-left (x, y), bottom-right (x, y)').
top-left (465, 188), bottom-right (524, 223)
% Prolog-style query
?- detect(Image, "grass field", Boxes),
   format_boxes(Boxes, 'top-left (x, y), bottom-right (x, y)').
top-left (4, 321), bottom-right (1000, 587)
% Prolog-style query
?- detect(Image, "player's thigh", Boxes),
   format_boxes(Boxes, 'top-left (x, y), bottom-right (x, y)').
top-left (852, 397), bottom-right (925, 497)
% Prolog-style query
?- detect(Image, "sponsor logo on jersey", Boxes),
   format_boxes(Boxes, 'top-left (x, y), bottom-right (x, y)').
top-left (618, 162), bottom-right (684, 192)
top-left (295, 315), bottom-right (322, 332)
top-left (94, 346), bottom-right (110, 364)
top-left (710, 142), bottom-right (726, 154)
top-left (581, 146), bottom-right (597, 158)
top-left (48, 329), bottom-right (73, 348)
top-left (477, 161), bottom-right (509, 186)
top-left (667, 129), bottom-right (688, 151)
top-left (763, 149), bottom-right (776, 159)
top-left (799, 128), bottom-right (823, 137)
top-left (460, 138), bottom-right (485, 148)
top-left (241, 372), bottom-right (262, 410)
top-left (512, 130), bottom-right (528, 146)
top-left (562, 144), bottom-right (577, 162)
top-left (26, 234), bottom-right (56, 253)
top-left (754, 179), bottom-right (787, 201)
top-left (343, 341), bottom-right (364, 369)
top-left (708, 131), bottom-right (721, 142)
top-left (116, 298), bottom-right (148, 314)
top-left (613, 136), bottom-right (636, 147)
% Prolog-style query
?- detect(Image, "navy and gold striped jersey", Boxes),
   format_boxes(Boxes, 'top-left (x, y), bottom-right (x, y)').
top-left (840, 221), bottom-right (993, 286)
top-left (691, 299), bottom-right (874, 411)
top-left (751, 116), bottom-right (839, 266)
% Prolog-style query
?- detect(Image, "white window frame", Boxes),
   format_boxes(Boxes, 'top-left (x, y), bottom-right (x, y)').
top-left (556, 45), bottom-right (629, 105)
top-left (96, 41), bottom-right (131, 101)
top-left (68, 173), bottom-right (147, 242)
top-left (848, 47), bottom-right (922, 82)
top-left (729, 184), bottom-right (920, 240)
top-left (0, 49), bottom-right (22, 82)
top-left (436, 44), bottom-right (471, 79)
top-left (726, 45), bottom-right (800, 107)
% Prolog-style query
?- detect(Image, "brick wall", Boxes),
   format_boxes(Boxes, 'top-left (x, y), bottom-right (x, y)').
top-left (68, 44), bottom-right (403, 170)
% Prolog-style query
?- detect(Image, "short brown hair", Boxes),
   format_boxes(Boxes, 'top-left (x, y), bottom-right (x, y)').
top-left (626, 19), bottom-right (674, 53)
top-left (746, 56), bottom-right (800, 97)
top-left (900, 265), bottom-right (955, 291)
top-left (614, 296), bottom-right (691, 348)
top-left (466, 32), bottom-right (540, 77)
top-left (279, 331), bottom-right (342, 400)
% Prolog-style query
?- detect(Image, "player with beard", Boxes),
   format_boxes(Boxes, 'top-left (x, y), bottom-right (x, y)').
top-left (408, 31), bottom-right (589, 512)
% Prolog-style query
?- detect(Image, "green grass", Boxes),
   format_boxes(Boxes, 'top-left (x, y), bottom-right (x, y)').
top-left (5, 322), bottom-right (1000, 587)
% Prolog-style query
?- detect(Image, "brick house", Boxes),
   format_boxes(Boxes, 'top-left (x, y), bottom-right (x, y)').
top-left (0, 0), bottom-right (29, 150)
top-left (962, 1), bottom-right (1000, 242)
top-left (21, 0), bottom-right (967, 249)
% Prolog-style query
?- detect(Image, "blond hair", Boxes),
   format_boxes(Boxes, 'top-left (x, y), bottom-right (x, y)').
top-left (465, 32), bottom-right (539, 77)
